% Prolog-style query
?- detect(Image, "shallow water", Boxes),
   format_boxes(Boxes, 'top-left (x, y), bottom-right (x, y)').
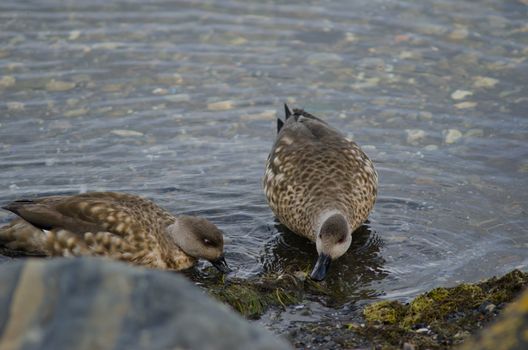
top-left (1, 0), bottom-right (527, 332)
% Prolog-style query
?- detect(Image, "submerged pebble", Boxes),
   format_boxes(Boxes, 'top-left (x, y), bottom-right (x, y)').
top-left (444, 129), bottom-right (463, 144)
top-left (473, 76), bottom-right (499, 89)
top-left (111, 129), bottom-right (144, 137)
top-left (207, 100), bottom-right (234, 111)
top-left (454, 101), bottom-right (477, 109)
top-left (6, 102), bottom-right (24, 112)
top-left (46, 80), bottom-right (76, 92)
top-left (451, 90), bottom-right (473, 100)
top-left (0, 76), bottom-right (16, 89)
top-left (406, 129), bottom-right (426, 144)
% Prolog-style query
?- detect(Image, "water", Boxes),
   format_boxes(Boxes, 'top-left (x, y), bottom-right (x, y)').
top-left (1, 0), bottom-right (527, 331)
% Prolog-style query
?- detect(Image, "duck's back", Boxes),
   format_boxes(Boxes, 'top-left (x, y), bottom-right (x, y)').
top-left (1, 192), bottom-right (177, 266)
top-left (263, 109), bottom-right (377, 240)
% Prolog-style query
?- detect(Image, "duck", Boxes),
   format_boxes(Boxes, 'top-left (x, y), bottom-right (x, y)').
top-left (0, 191), bottom-right (230, 272)
top-left (263, 104), bottom-right (378, 281)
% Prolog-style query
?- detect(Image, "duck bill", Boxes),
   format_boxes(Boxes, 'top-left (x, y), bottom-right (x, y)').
top-left (210, 255), bottom-right (231, 273)
top-left (310, 253), bottom-right (331, 281)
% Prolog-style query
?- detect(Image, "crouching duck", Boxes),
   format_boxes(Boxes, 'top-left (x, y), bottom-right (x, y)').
top-left (0, 191), bottom-right (230, 272)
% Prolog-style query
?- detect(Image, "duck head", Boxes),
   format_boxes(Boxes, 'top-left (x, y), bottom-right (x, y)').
top-left (167, 216), bottom-right (230, 273)
top-left (311, 213), bottom-right (351, 281)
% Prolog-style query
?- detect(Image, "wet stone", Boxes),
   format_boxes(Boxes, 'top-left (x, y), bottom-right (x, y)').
top-left (6, 102), bottom-right (25, 112)
top-left (46, 80), bottom-right (76, 92)
top-left (0, 258), bottom-right (292, 350)
top-left (406, 129), bottom-right (426, 144)
top-left (473, 76), bottom-right (499, 89)
top-left (451, 90), bottom-right (473, 100)
top-left (444, 129), bottom-right (463, 144)
top-left (111, 129), bottom-right (144, 137)
top-left (454, 101), bottom-right (477, 109)
top-left (207, 100), bottom-right (234, 111)
top-left (0, 76), bottom-right (16, 89)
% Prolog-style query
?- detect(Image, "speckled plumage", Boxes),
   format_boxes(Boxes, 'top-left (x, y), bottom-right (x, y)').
top-left (264, 107), bottom-right (378, 243)
top-left (0, 192), bottom-right (226, 271)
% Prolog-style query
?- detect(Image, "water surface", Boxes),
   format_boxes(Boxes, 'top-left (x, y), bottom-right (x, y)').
top-left (1, 0), bottom-right (527, 333)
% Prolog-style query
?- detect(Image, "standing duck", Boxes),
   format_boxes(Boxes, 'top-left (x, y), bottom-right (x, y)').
top-left (0, 192), bottom-right (229, 272)
top-left (263, 105), bottom-right (377, 281)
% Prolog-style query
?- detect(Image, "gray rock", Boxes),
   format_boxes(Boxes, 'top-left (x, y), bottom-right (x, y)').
top-left (0, 258), bottom-right (292, 350)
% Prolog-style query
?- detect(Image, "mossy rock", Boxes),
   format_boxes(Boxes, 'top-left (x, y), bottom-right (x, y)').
top-left (356, 270), bottom-right (528, 349)
top-left (459, 288), bottom-right (528, 350)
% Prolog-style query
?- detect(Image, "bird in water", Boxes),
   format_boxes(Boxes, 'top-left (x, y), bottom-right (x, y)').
top-left (0, 192), bottom-right (230, 273)
top-left (263, 104), bottom-right (378, 281)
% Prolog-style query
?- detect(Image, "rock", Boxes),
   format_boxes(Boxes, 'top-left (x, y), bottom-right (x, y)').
top-left (424, 145), bottom-right (438, 151)
top-left (403, 342), bottom-right (415, 350)
top-left (473, 76), bottom-right (499, 89)
top-left (451, 90), bottom-right (473, 100)
top-left (63, 108), bottom-right (88, 118)
top-left (448, 28), bottom-right (469, 40)
top-left (207, 100), bottom-right (234, 111)
top-left (6, 101), bottom-right (25, 112)
top-left (68, 30), bottom-right (81, 40)
top-left (45, 80), bottom-right (76, 92)
top-left (0, 75), bottom-right (16, 89)
top-left (0, 258), bottom-right (292, 350)
top-left (444, 129), bottom-right (463, 144)
top-left (454, 101), bottom-right (477, 109)
top-left (240, 110), bottom-right (276, 121)
top-left (111, 129), bottom-right (144, 137)
top-left (406, 129), bottom-right (426, 144)
top-left (478, 301), bottom-right (496, 315)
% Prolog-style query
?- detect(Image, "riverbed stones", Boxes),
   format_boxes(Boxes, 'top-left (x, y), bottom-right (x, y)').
top-left (0, 258), bottom-right (292, 350)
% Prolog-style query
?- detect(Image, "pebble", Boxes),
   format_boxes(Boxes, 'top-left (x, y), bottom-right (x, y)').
top-left (406, 129), bottom-right (426, 144)
top-left (152, 88), bottom-right (168, 95)
top-left (306, 53), bottom-right (342, 65)
top-left (165, 94), bottom-right (190, 102)
top-left (207, 100), bottom-right (234, 111)
top-left (0, 76), bottom-right (16, 89)
top-left (111, 129), bottom-right (144, 137)
top-left (465, 129), bottom-right (484, 137)
top-left (229, 37), bottom-right (248, 45)
top-left (451, 90), bottom-right (473, 100)
top-left (403, 342), bottom-right (416, 350)
top-left (293, 271), bottom-right (307, 282)
top-left (64, 108), bottom-right (88, 118)
top-left (240, 110), bottom-right (276, 121)
top-left (46, 80), bottom-right (76, 92)
top-left (68, 30), bottom-right (81, 40)
top-left (448, 28), bottom-right (469, 40)
top-left (415, 327), bottom-right (430, 334)
top-left (6, 101), bottom-right (24, 112)
top-left (418, 111), bottom-right (433, 120)
top-left (473, 76), bottom-right (499, 89)
top-left (424, 144), bottom-right (438, 151)
top-left (478, 301), bottom-right (496, 314)
top-left (454, 101), bottom-right (477, 109)
top-left (444, 129), bottom-right (463, 144)
top-left (102, 84), bottom-right (123, 93)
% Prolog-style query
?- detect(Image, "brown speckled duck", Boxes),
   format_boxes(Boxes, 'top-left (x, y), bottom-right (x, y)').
top-left (0, 192), bottom-right (229, 272)
top-left (264, 104), bottom-right (378, 281)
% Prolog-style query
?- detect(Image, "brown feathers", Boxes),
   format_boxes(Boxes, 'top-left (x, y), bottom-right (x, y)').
top-left (0, 192), bottom-right (226, 271)
top-left (264, 107), bottom-right (378, 241)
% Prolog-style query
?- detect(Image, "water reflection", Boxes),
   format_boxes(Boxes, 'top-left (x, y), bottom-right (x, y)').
top-left (262, 222), bottom-right (387, 305)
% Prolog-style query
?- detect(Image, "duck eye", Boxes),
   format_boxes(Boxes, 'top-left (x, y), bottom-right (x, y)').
top-left (338, 238), bottom-right (345, 244)
top-left (203, 238), bottom-right (213, 246)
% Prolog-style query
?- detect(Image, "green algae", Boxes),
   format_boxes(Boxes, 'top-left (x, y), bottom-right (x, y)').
top-left (198, 271), bottom-right (306, 319)
top-left (358, 269), bottom-right (528, 349)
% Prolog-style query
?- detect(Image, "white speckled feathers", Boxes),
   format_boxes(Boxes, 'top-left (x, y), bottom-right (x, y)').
top-left (263, 108), bottom-right (378, 241)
